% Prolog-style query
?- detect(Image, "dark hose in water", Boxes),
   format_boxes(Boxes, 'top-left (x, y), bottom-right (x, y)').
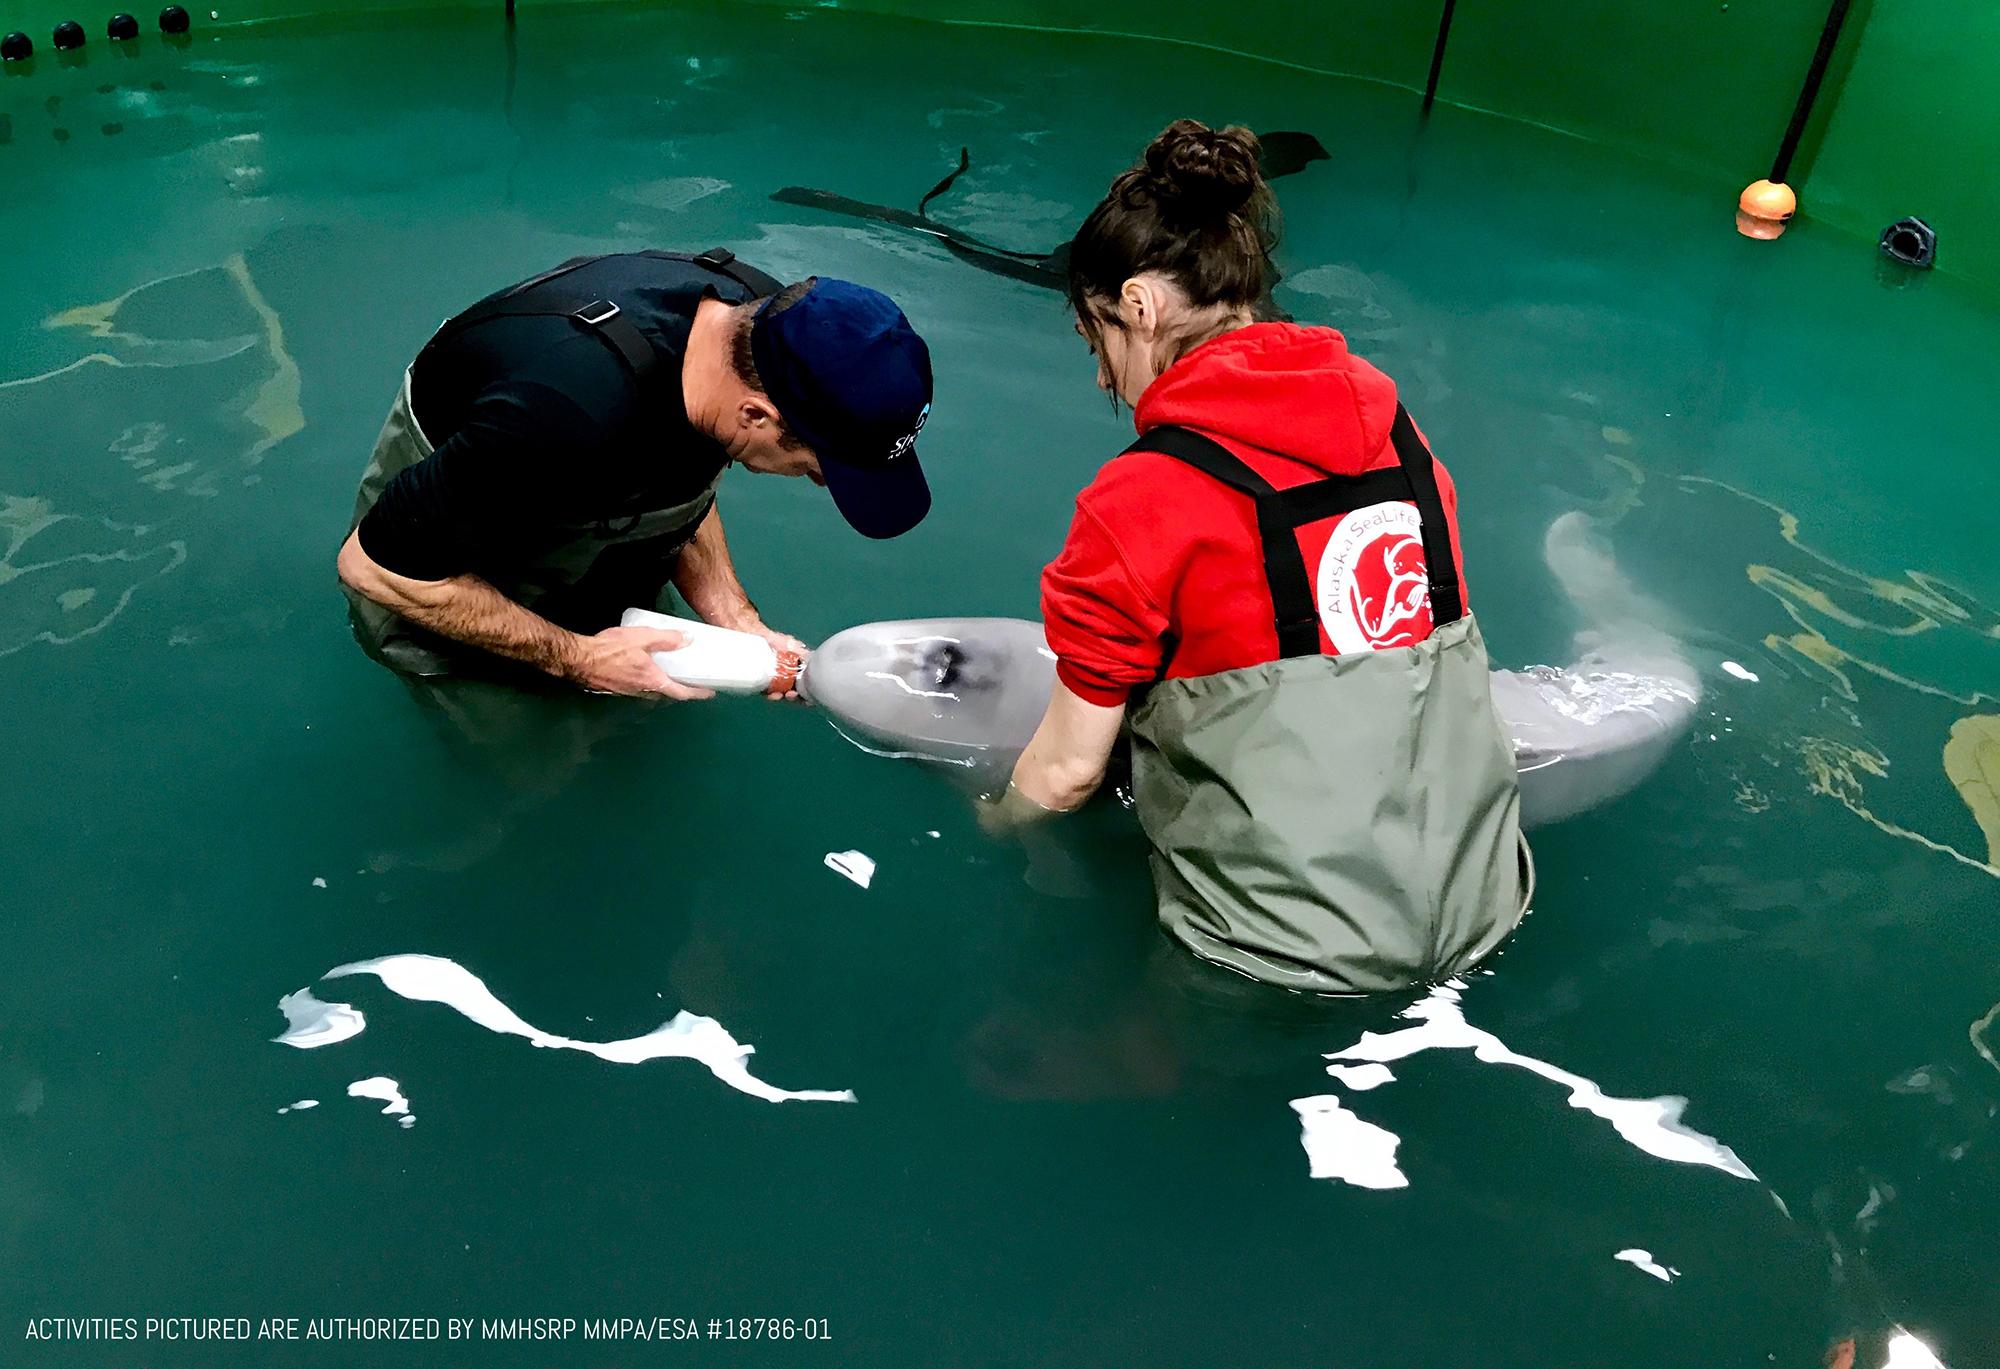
top-left (771, 132), bottom-right (1331, 296)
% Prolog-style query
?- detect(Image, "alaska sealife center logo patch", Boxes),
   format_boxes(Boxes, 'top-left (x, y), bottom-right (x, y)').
top-left (1316, 501), bottom-right (1433, 653)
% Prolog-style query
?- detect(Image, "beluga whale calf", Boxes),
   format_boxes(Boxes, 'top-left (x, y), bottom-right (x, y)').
top-left (801, 513), bottom-right (1701, 828)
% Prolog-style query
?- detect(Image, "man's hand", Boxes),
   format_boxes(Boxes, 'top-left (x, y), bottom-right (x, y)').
top-left (748, 625), bottom-right (810, 701)
top-left (668, 504), bottom-right (807, 701)
top-left (560, 627), bottom-right (716, 700)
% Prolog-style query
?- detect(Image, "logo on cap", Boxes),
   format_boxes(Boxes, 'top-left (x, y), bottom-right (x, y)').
top-left (888, 404), bottom-right (929, 462)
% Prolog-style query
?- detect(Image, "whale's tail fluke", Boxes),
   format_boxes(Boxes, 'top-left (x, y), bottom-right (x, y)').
top-left (1492, 512), bottom-right (1702, 827)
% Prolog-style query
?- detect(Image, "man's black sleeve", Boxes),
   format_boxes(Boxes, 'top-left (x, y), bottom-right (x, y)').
top-left (355, 382), bottom-right (605, 583)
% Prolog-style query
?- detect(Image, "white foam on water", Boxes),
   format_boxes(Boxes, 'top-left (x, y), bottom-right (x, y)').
top-left (1882, 1332), bottom-right (1947, 1369)
top-left (272, 988), bottom-right (365, 1049)
top-left (276, 1099), bottom-right (319, 1114)
top-left (1614, 1249), bottom-right (1677, 1282)
top-left (824, 850), bottom-right (876, 889)
top-left (311, 876), bottom-right (327, 888)
top-left (1720, 661), bottom-right (1759, 683)
top-left (1294, 983), bottom-right (1753, 1189)
top-left (348, 1076), bottom-right (415, 1128)
top-left (616, 175), bottom-right (730, 212)
top-left (1289, 1095), bottom-right (1407, 1189)
top-left (323, 955), bottom-right (855, 1105)
top-left (1326, 1063), bottom-right (1395, 1091)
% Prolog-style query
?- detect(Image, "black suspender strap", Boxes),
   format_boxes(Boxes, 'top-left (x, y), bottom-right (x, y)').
top-left (422, 256), bottom-right (597, 356)
top-left (1387, 405), bottom-right (1463, 625)
top-left (1275, 467), bottom-right (1414, 525)
top-left (1123, 405), bottom-right (1464, 658)
top-left (569, 299), bottom-right (659, 378)
top-left (681, 247), bottom-right (784, 298)
top-left (1125, 427), bottom-right (1323, 659)
top-left (420, 249), bottom-right (780, 385)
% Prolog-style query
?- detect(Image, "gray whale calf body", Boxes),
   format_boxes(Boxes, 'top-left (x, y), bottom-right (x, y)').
top-left (802, 514), bottom-right (1701, 828)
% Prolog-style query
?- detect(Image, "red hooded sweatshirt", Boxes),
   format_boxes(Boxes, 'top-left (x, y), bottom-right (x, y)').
top-left (1042, 321), bottom-right (1468, 706)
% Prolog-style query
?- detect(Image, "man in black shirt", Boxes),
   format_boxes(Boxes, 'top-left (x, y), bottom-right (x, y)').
top-left (337, 249), bottom-right (933, 697)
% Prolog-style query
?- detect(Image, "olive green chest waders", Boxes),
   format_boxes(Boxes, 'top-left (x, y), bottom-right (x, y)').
top-left (1123, 410), bottom-right (1531, 995)
top-left (342, 249), bottom-right (780, 679)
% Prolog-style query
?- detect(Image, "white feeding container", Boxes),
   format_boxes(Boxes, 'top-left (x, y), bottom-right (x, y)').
top-left (619, 608), bottom-right (803, 695)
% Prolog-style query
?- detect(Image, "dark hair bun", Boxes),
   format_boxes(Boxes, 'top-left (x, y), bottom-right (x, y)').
top-left (1141, 119), bottom-right (1264, 221)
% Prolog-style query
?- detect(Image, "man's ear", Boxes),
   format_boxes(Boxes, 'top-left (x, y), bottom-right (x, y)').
top-left (738, 395), bottom-right (782, 432)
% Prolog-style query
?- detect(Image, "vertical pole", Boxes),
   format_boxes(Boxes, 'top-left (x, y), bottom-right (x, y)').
top-left (502, 0), bottom-right (520, 203)
top-left (1769, 0), bottom-right (1853, 184)
top-left (1422, 0), bottom-right (1458, 112)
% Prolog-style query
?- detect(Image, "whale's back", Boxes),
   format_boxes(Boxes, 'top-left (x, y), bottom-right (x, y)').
top-left (804, 512), bottom-right (1700, 826)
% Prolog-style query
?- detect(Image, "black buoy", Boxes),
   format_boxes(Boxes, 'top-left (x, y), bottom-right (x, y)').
top-left (108, 12), bottom-right (139, 39)
top-left (1879, 217), bottom-right (1937, 270)
top-left (158, 5), bottom-right (189, 33)
top-left (2, 30), bottom-right (32, 60)
top-left (53, 19), bottom-right (87, 48)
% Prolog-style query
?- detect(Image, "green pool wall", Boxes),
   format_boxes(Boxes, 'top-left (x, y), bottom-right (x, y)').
top-left (4, 0), bottom-right (1995, 300)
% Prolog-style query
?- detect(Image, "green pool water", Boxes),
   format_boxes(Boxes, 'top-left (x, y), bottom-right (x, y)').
top-left (3, 3), bottom-right (1997, 1364)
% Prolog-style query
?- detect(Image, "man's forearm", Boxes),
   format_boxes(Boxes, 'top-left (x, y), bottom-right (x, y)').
top-left (670, 503), bottom-right (760, 630)
top-left (387, 575), bottom-right (583, 676)
top-left (339, 530), bottom-right (579, 677)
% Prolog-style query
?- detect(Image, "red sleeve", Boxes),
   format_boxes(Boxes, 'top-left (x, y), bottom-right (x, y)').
top-left (1039, 500), bottom-right (1169, 706)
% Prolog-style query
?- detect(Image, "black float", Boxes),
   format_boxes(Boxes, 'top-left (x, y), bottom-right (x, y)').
top-left (1, 30), bottom-right (32, 60)
top-left (158, 5), bottom-right (190, 33)
top-left (1879, 218), bottom-right (1937, 270)
top-left (108, 12), bottom-right (139, 39)
top-left (53, 19), bottom-right (87, 48)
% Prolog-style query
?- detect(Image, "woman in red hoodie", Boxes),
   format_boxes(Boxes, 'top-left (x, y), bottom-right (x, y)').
top-left (1001, 120), bottom-right (1528, 994)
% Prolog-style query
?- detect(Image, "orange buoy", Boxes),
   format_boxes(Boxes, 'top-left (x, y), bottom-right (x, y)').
top-left (1736, 179), bottom-right (1797, 240)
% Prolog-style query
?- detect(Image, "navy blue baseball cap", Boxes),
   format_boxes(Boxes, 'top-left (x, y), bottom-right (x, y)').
top-left (751, 278), bottom-right (933, 539)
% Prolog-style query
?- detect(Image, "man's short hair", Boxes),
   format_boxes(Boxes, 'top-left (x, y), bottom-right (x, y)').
top-left (729, 282), bottom-right (815, 452)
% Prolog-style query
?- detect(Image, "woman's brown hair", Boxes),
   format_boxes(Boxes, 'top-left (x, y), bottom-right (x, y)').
top-left (1066, 119), bottom-right (1275, 336)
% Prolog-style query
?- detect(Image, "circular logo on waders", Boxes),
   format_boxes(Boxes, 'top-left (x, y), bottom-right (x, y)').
top-left (1315, 501), bottom-right (1434, 653)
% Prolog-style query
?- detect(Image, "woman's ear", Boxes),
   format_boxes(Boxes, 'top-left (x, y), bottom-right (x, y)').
top-left (1120, 277), bottom-right (1159, 341)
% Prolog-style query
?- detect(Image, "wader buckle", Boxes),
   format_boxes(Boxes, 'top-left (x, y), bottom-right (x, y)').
top-left (574, 300), bottom-right (621, 326)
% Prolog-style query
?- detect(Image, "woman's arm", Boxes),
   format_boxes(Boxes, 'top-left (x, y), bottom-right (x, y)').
top-left (989, 469), bottom-right (1166, 823)
top-left (999, 680), bottom-right (1127, 821)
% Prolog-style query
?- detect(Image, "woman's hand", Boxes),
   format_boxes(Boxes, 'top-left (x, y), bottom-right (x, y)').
top-left (978, 782), bottom-right (1065, 836)
top-left (1005, 683), bottom-right (1128, 814)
